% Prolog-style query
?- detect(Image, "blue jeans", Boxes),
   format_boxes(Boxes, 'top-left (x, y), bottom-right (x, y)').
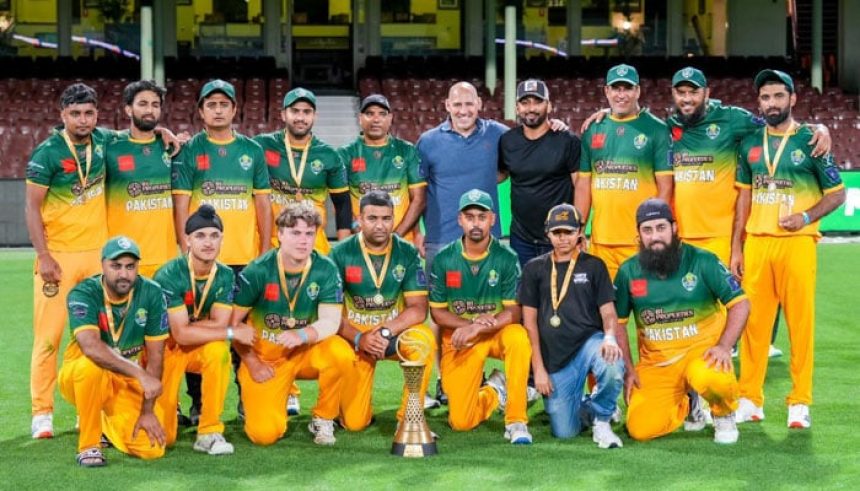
top-left (508, 233), bottom-right (554, 269)
top-left (543, 332), bottom-right (624, 439)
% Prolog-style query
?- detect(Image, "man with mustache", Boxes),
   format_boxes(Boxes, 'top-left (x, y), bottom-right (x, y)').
top-left (731, 70), bottom-right (846, 429)
top-left (59, 236), bottom-right (169, 466)
top-left (615, 199), bottom-right (749, 444)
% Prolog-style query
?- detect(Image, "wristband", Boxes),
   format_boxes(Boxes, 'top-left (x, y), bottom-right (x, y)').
top-left (802, 211), bottom-right (811, 225)
top-left (226, 327), bottom-right (234, 342)
top-left (604, 334), bottom-right (617, 345)
top-left (297, 329), bottom-right (309, 345)
top-left (354, 332), bottom-right (362, 352)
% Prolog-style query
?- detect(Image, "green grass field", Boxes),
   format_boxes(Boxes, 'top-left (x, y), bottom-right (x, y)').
top-left (1, 245), bottom-right (858, 490)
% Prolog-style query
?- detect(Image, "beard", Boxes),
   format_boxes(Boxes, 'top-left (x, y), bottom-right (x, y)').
top-left (675, 103), bottom-right (706, 126)
top-left (133, 115), bottom-right (158, 132)
top-left (639, 234), bottom-right (682, 277)
top-left (520, 112), bottom-right (547, 128)
top-left (764, 107), bottom-right (791, 126)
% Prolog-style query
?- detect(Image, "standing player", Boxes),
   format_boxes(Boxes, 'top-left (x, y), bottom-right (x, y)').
top-left (519, 204), bottom-right (624, 448)
top-left (576, 64), bottom-right (673, 279)
top-left (731, 70), bottom-right (845, 428)
top-left (254, 87), bottom-right (352, 254)
top-left (429, 189), bottom-right (532, 444)
top-left (230, 203), bottom-right (354, 446)
top-left (615, 199), bottom-right (749, 444)
top-left (105, 80), bottom-right (176, 278)
top-left (339, 94), bottom-right (426, 241)
top-left (498, 79), bottom-right (581, 268)
top-left (331, 191), bottom-right (433, 431)
top-left (59, 236), bottom-right (169, 466)
top-left (155, 204), bottom-right (256, 454)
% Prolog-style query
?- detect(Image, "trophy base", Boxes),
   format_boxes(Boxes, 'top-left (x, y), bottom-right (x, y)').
top-left (391, 441), bottom-right (438, 458)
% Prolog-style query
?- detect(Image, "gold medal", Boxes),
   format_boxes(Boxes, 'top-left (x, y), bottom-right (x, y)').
top-left (286, 317), bottom-right (297, 328)
top-left (102, 279), bottom-right (135, 345)
top-left (549, 252), bottom-right (577, 329)
top-left (296, 191), bottom-right (304, 201)
top-left (60, 129), bottom-right (93, 189)
top-left (187, 254), bottom-right (217, 321)
top-left (373, 292), bottom-right (385, 305)
top-left (42, 282), bottom-right (59, 298)
top-left (549, 315), bottom-right (562, 328)
top-left (277, 252), bottom-right (313, 329)
top-left (762, 122), bottom-right (796, 191)
top-left (359, 233), bottom-right (392, 309)
top-left (284, 131), bottom-right (310, 203)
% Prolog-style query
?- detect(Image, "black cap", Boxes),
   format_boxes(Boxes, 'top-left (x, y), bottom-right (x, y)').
top-left (545, 204), bottom-right (582, 232)
top-left (516, 79), bottom-right (550, 101)
top-left (360, 94), bottom-right (391, 112)
top-left (185, 204), bottom-right (224, 234)
top-left (636, 198), bottom-right (675, 227)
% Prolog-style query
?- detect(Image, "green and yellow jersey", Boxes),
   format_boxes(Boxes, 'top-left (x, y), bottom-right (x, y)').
top-left (105, 134), bottom-right (176, 267)
top-left (580, 109), bottom-right (673, 246)
top-left (65, 274), bottom-right (169, 364)
top-left (154, 255), bottom-right (235, 322)
top-left (736, 124), bottom-right (844, 237)
top-left (171, 131), bottom-right (271, 266)
top-left (614, 243), bottom-right (746, 367)
top-left (329, 233), bottom-right (427, 332)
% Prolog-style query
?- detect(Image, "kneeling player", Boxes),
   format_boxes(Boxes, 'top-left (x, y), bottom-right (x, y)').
top-left (615, 199), bottom-right (749, 444)
top-left (59, 237), bottom-right (168, 466)
top-left (230, 203), bottom-right (354, 446)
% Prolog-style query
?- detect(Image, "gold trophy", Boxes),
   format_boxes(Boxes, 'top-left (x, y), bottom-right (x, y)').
top-left (391, 328), bottom-right (437, 457)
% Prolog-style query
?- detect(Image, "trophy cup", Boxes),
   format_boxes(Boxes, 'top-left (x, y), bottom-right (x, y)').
top-left (391, 328), bottom-right (437, 457)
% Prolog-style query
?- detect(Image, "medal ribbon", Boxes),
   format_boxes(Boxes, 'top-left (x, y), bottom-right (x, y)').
top-left (61, 129), bottom-right (93, 189)
top-left (102, 280), bottom-right (135, 345)
top-left (186, 254), bottom-right (217, 321)
top-left (762, 122), bottom-right (796, 180)
top-left (284, 130), bottom-right (310, 196)
top-left (277, 252), bottom-right (313, 319)
top-left (550, 252), bottom-right (578, 316)
top-left (358, 232), bottom-right (392, 295)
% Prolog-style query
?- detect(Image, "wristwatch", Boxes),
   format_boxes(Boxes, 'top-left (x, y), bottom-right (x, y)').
top-left (379, 327), bottom-right (393, 339)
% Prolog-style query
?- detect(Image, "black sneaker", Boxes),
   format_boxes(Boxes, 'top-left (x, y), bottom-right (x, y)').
top-left (177, 406), bottom-right (192, 427)
top-left (435, 379), bottom-right (448, 406)
top-left (189, 404), bottom-right (201, 427)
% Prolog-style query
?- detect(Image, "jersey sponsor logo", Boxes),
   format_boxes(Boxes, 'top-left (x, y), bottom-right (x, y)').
top-left (790, 149), bottom-right (805, 166)
top-left (358, 182), bottom-right (402, 196)
top-left (310, 159), bottom-right (324, 174)
top-left (264, 283), bottom-right (280, 301)
top-left (69, 300), bottom-right (88, 319)
top-left (748, 146), bottom-right (762, 163)
top-left (127, 181), bottom-right (171, 198)
top-left (61, 158), bottom-right (77, 173)
top-left (345, 266), bottom-right (363, 283)
top-left (352, 157), bottom-right (366, 172)
top-left (573, 273), bottom-right (588, 284)
top-left (392, 264), bottom-right (406, 282)
top-left (752, 174), bottom-right (792, 191)
top-left (591, 133), bottom-right (606, 149)
top-left (451, 300), bottom-right (497, 316)
top-left (135, 308), bottom-right (148, 327)
top-left (200, 180), bottom-right (248, 196)
top-left (630, 279), bottom-right (648, 297)
top-left (348, 307), bottom-right (399, 327)
top-left (671, 126), bottom-right (683, 142)
top-left (488, 269), bottom-right (499, 287)
top-left (306, 282), bottom-right (320, 300)
top-left (392, 155), bottom-right (405, 170)
top-left (118, 155), bottom-right (135, 171)
top-left (706, 124), bottom-right (721, 140)
top-left (643, 324), bottom-right (700, 342)
top-left (197, 154), bottom-right (211, 170)
top-left (633, 133), bottom-right (648, 150)
top-left (264, 313), bottom-right (309, 332)
top-left (265, 150), bottom-right (281, 167)
top-left (239, 154), bottom-right (253, 171)
top-left (681, 272), bottom-right (698, 292)
top-left (446, 271), bottom-right (462, 288)
top-left (639, 307), bottom-right (694, 326)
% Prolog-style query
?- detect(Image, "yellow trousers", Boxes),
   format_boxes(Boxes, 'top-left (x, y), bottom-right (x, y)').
top-left (589, 243), bottom-right (638, 281)
top-left (59, 355), bottom-right (165, 459)
top-left (340, 324), bottom-right (435, 431)
top-left (158, 341), bottom-right (231, 446)
top-left (440, 324), bottom-right (531, 430)
top-left (683, 236), bottom-right (732, 265)
top-left (627, 353), bottom-right (738, 441)
top-left (238, 336), bottom-right (355, 446)
top-left (740, 235), bottom-right (817, 406)
top-left (32, 249), bottom-right (101, 415)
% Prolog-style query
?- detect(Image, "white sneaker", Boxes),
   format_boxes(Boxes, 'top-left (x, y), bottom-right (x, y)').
top-left (735, 397), bottom-right (765, 423)
top-left (504, 422), bottom-right (533, 445)
top-left (713, 413), bottom-right (739, 444)
top-left (592, 420), bottom-right (623, 449)
top-left (684, 394), bottom-right (710, 431)
top-left (31, 413), bottom-right (53, 439)
top-left (486, 368), bottom-right (507, 412)
top-left (769, 345), bottom-right (783, 358)
top-left (423, 394), bottom-right (441, 410)
top-left (610, 406), bottom-right (623, 424)
top-left (787, 404), bottom-right (811, 429)
top-left (193, 433), bottom-right (235, 455)
top-left (308, 417), bottom-right (336, 445)
top-left (287, 394), bottom-right (301, 416)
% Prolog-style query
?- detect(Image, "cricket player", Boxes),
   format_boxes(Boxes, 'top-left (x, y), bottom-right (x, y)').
top-left (331, 190), bottom-right (433, 431)
top-left (576, 64), bottom-right (674, 279)
top-left (59, 236), bottom-right (169, 466)
top-left (230, 202), bottom-right (354, 446)
top-left (429, 189), bottom-right (532, 444)
top-left (615, 199), bottom-right (749, 444)
top-left (155, 204), bottom-right (256, 454)
top-left (731, 70), bottom-right (846, 429)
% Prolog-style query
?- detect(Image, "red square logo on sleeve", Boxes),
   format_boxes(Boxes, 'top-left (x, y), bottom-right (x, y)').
top-left (265, 150), bottom-right (281, 167)
top-left (671, 126), bottom-right (684, 142)
top-left (98, 312), bottom-right (109, 331)
top-left (630, 279), bottom-right (648, 298)
top-left (591, 133), bottom-right (606, 149)
top-left (351, 157), bottom-right (366, 172)
top-left (748, 146), bottom-right (762, 163)
top-left (196, 154), bottom-right (211, 170)
top-left (345, 266), bottom-right (363, 283)
top-left (61, 158), bottom-right (77, 173)
top-left (118, 154), bottom-right (135, 171)
top-left (264, 283), bottom-right (280, 301)
top-left (446, 271), bottom-right (462, 288)
top-left (183, 290), bottom-right (194, 306)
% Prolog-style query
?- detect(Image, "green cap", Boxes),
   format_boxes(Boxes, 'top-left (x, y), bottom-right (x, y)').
top-left (458, 189), bottom-right (494, 212)
top-left (283, 87), bottom-right (317, 109)
top-left (102, 236), bottom-right (141, 260)
top-left (198, 79), bottom-right (236, 104)
top-left (754, 69), bottom-right (794, 93)
top-left (606, 64), bottom-right (639, 86)
top-left (672, 67), bottom-right (707, 88)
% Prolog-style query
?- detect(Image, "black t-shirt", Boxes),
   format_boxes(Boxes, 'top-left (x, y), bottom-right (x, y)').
top-left (498, 127), bottom-right (581, 244)
top-left (518, 252), bottom-right (615, 373)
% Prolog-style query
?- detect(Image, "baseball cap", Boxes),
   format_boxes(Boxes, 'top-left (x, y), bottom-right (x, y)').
top-left (516, 79), bottom-right (550, 101)
top-left (198, 79), bottom-right (236, 104)
top-left (458, 189), bottom-right (494, 212)
top-left (545, 204), bottom-right (582, 232)
top-left (102, 236), bottom-right (141, 260)
top-left (672, 67), bottom-right (707, 88)
top-left (283, 87), bottom-right (317, 109)
top-left (360, 94), bottom-right (391, 113)
top-left (754, 69), bottom-right (795, 93)
top-left (606, 64), bottom-right (640, 86)
top-left (636, 198), bottom-right (675, 227)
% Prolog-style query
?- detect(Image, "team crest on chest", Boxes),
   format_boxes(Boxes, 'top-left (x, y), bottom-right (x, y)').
top-left (392, 155), bottom-right (405, 169)
top-left (218, 147), bottom-right (227, 157)
top-left (310, 159), bottom-right (324, 174)
top-left (488, 269), bottom-right (499, 287)
top-left (306, 282), bottom-right (320, 300)
top-left (791, 149), bottom-right (805, 165)
top-left (469, 264), bottom-right (480, 276)
top-left (142, 145), bottom-right (152, 156)
top-left (706, 124), bottom-right (721, 140)
top-left (134, 308), bottom-right (148, 327)
top-left (681, 272), bottom-right (698, 292)
top-left (373, 150), bottom-right (382, 159)
top-left (633, 133), bottom-right (648, 150)
top-left (239, 154), bottom-right (253, 171)
top-left (162, 151), bottom-right (171, 167)
top-left (392, 264), bottom-right (406, 282)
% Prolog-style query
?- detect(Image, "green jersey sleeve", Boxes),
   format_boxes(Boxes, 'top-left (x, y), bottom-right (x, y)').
top-left (401, 243), bottom-right (428, 294)
top-left (25, 143), bottom-right (57, 187)
top-left (212, 265), bottom-right (236, 307)
top-left (250, 141), bottom-right (270, 191)
top-left (653, 120), bottom-right (673, 173)
top-left (326, 150), bottom-right (349, 191)
top-left (500, 248), bottom-right (521, 303)
top-left (153, 262), bottom-right (185, 310)
top-left (429, 251), bottom-right (449, 305)
top-left (143, 284), bottom-right (169, 338)
top-left (171, 145), bottom-right (193, 192)
top-left (736, 139), bottom-right (753, 186)
top-left (729, 105), bottom-right (761, 142)
top-left (613, 263), bottom-right (633, 321)
top-left (316, 257), bottom-right (344, 304)
top-left (701, 252), bottom-right (745, 306)
top-left (234, 261), bottom-right (266, 308)
top-left (67, 284), bottom-right (100, 335)
top-left (811, 150), bottom-right (844, 192)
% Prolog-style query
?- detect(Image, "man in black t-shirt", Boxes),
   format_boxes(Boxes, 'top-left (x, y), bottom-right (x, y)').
top-left (499, 79), bottom-right (581, 268)
top-left (518, 203), bottom-right (624, 449)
